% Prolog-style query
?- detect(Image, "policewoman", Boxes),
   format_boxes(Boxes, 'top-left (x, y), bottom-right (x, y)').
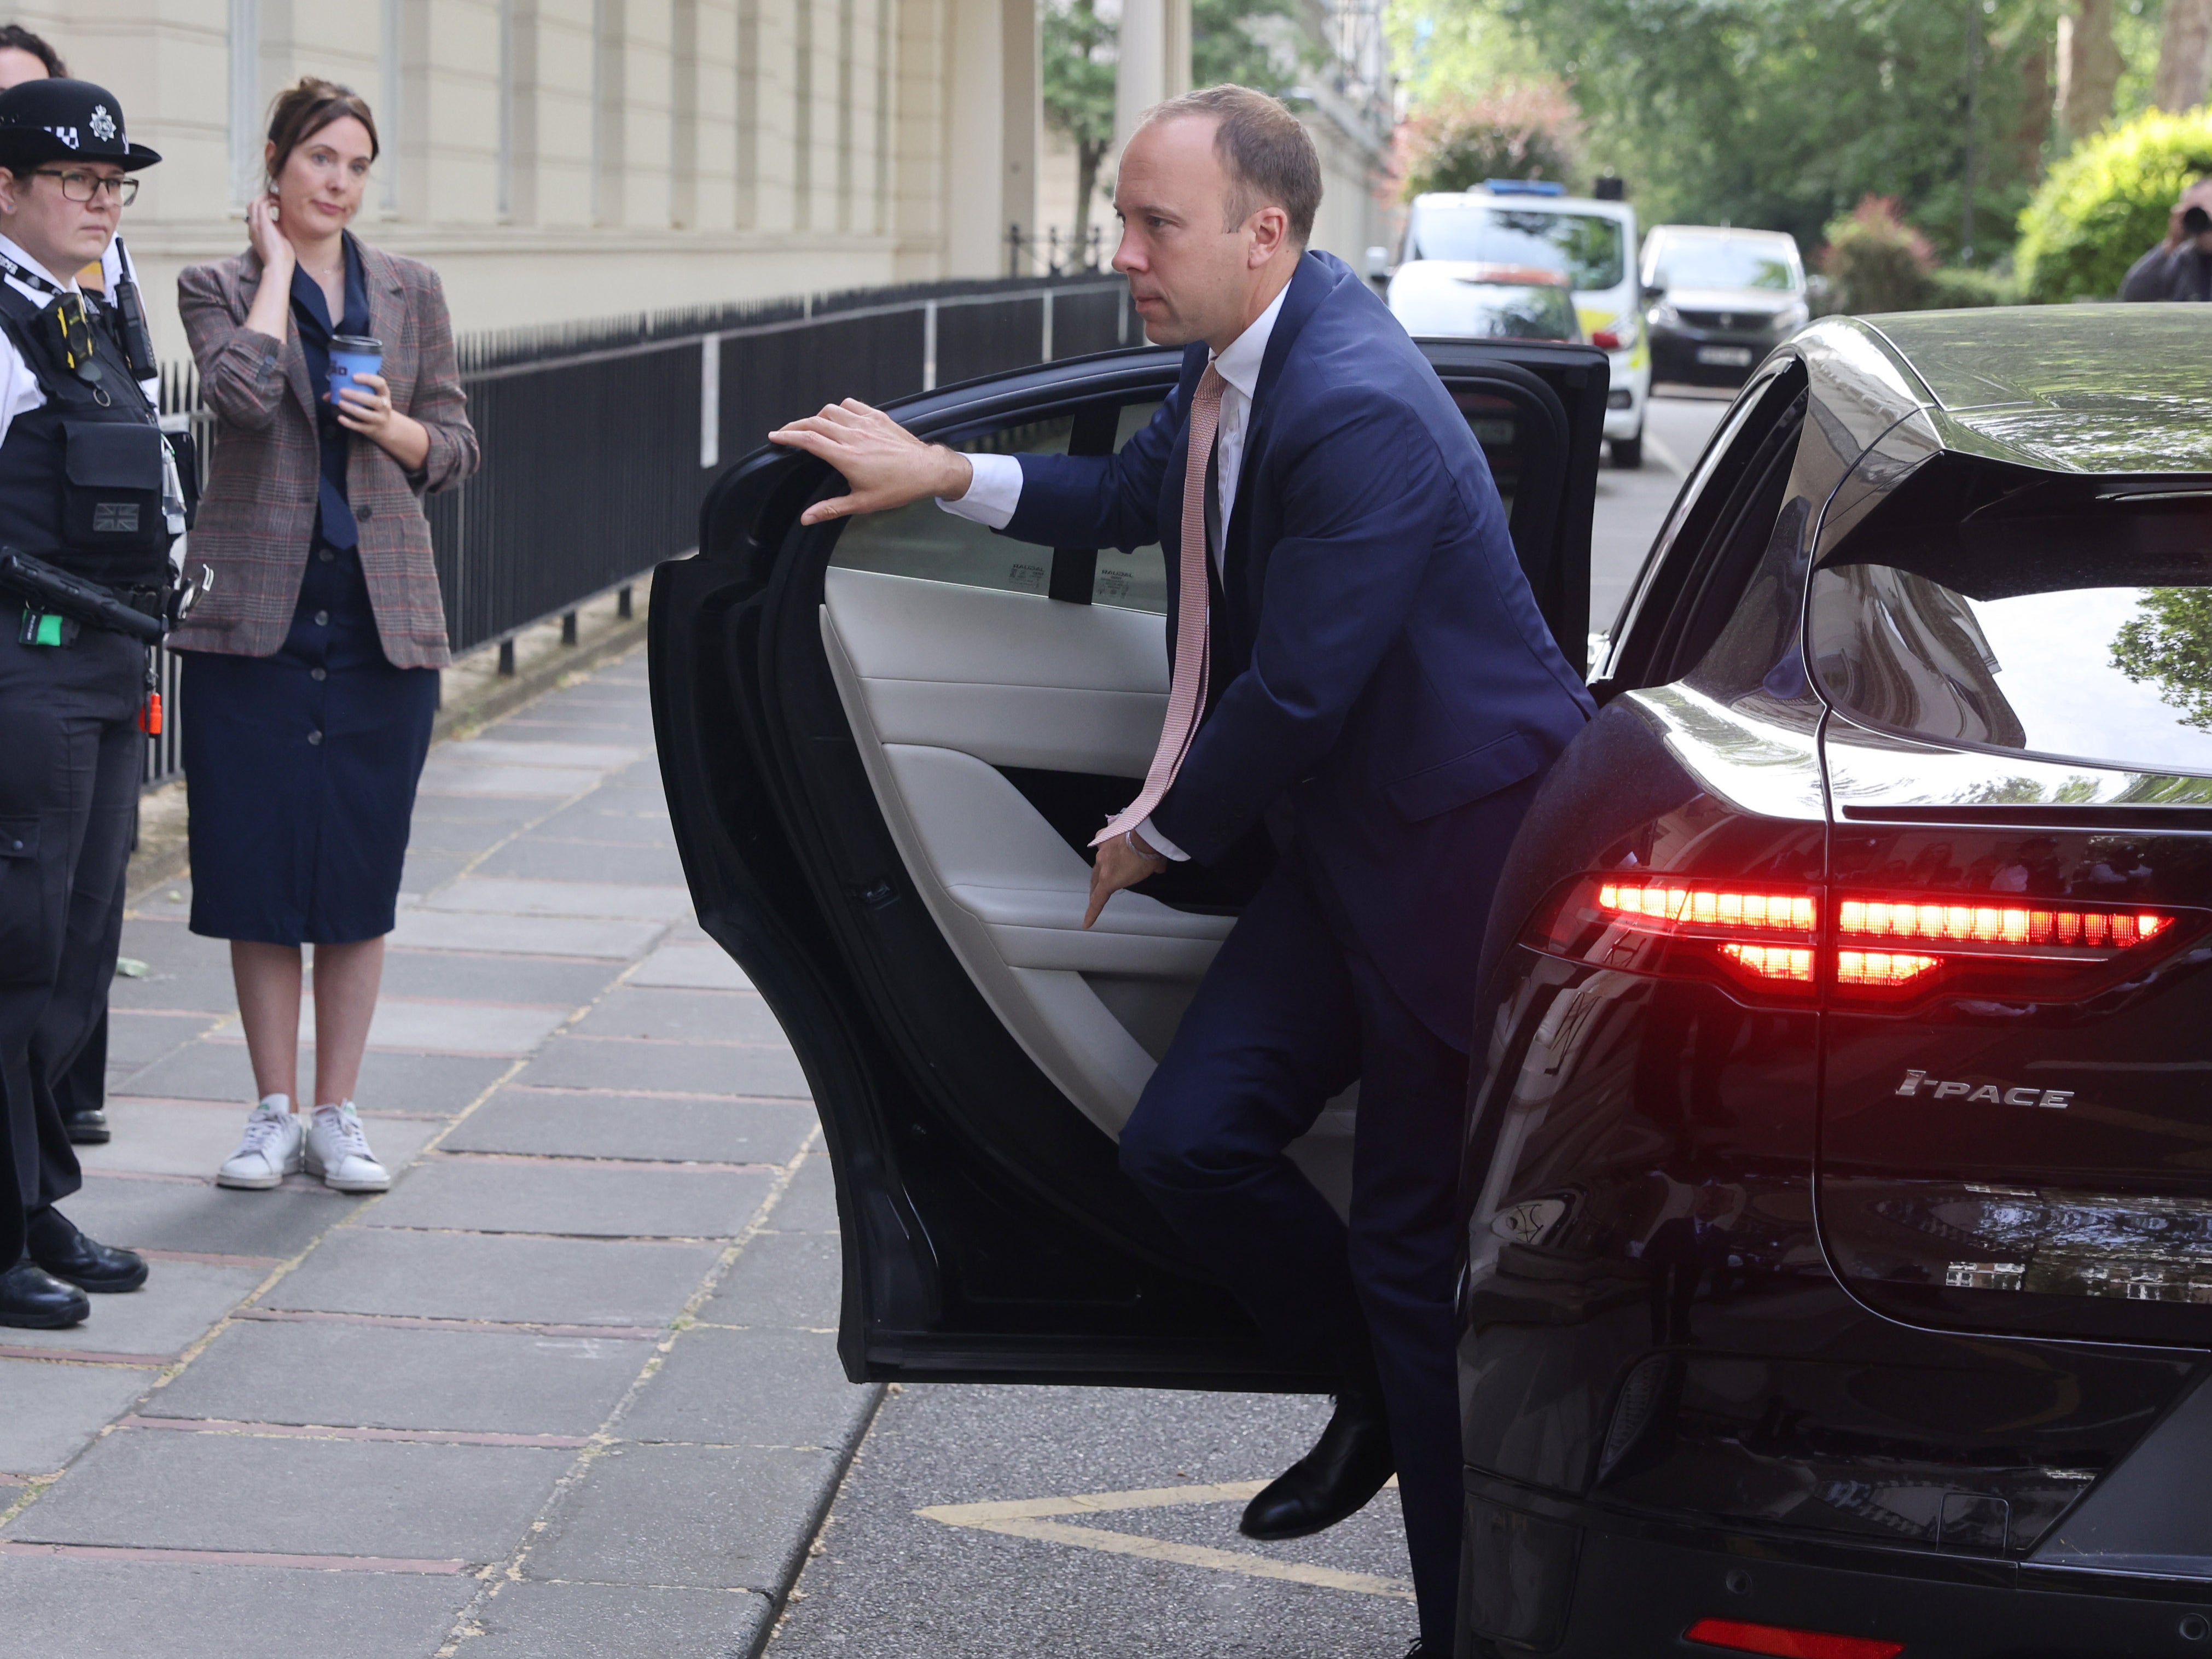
top-left (0, 79), bottom-right (176, 1329)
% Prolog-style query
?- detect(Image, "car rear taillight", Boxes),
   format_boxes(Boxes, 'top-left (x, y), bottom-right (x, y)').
top-left (1684, 1617), bottom-right (1903, 1658)
top-left (1528, 876), bottom-right (1822, 999)
top-left (1591, 328), bottom-right (1623, 350)
top-left (1526, 876), bottom-right (2196, 1008)
top-left (1833, 893), bottom-right (2185, 1004)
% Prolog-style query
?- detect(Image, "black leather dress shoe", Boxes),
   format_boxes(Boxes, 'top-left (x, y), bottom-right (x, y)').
top-left (27, 1208), bottom-right (148, 1293)
top-left (1239, 1392), bottom-right (1396, 1541)
top-left (0, 1260), bottom-right (91, 1328)
top-left (62, 1107), bottom-right (111, 1145)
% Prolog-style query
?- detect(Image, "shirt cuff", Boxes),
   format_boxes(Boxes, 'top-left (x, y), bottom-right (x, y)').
top-left (1133, 817), bottom-right (1189, 863)
top-left (936, 451), bottom-right (1022, 529)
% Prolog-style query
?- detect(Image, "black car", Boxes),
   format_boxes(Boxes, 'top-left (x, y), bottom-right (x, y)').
top-left (651, 305), bottom-right (2212, 1657)
top-left (1643, 225), bottom-right (1809, 388)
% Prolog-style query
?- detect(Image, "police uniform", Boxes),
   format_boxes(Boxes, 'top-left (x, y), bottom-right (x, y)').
top-left (0, 79), bottom-right (170, 1328)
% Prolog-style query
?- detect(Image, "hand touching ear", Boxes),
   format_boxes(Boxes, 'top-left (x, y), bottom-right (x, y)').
top-left (768, 399), bottom-right (975, 525)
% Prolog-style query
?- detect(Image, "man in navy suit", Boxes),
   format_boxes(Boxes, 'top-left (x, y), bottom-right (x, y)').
top-left (772, 85), bottom-right (1592, 1654)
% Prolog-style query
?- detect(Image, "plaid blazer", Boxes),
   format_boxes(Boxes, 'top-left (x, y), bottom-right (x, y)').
top-left (169, 242), bottom-right (479, 669)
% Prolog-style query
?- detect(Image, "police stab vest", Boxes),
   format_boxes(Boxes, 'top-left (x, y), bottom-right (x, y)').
top-left (0, 276), bottom-right (171, 590)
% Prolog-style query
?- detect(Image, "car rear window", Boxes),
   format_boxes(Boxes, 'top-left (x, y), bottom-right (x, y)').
top-left (1648, 237), bottom-right (1801, 293)
top-left (1395, 280), bottom-right (1578, 342)
top-left (1408, 202), bottom-right (1625, 290)
top-left (1810, 491), bottom-right (2212, 777)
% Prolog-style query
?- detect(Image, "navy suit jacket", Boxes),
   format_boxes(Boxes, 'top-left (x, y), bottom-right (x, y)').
top-left (1006, 251), bottom-right (1594, 1047)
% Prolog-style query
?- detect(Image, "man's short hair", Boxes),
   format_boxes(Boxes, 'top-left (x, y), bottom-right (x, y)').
top-left (1143, 85), bottom-right (1322, 246)
top-left (0, 25), bottom-right (65, 77)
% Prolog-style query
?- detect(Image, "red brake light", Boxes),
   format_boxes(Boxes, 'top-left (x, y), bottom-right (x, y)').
top-left (1591, 328), bottom-right (1623, 350)
top-left (1685, 1617), bottom-right (1903, 1658)
top-left (1528, 877), bottom-right (1821, 999)
top-left (1834, 892), bottom-right (2187, 1005)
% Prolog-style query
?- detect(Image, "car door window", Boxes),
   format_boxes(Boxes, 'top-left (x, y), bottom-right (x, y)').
top-left (830, 401), bottom-right (1168, 614)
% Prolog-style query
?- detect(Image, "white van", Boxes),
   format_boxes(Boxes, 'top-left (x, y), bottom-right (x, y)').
top-left (1384, 182), bottom-right (1650, 467)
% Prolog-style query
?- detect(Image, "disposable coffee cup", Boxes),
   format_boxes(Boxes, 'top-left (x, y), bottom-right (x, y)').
top-left (328, 335), bottom-right (382, 403)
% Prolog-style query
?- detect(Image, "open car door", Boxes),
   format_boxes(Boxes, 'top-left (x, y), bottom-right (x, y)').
top-left (649, 336), bottom-right (1609, 1386)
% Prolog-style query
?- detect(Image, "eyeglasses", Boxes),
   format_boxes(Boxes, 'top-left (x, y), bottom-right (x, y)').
top-left (33, 170), bottom-right (138, 206)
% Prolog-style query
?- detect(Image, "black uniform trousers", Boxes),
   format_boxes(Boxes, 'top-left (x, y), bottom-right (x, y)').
top-left (0, 608), bottom-right (141, 1261)
top-left (1115, 796), bottom-right (1529, 1650)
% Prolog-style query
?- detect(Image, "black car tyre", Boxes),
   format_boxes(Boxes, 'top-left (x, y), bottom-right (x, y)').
top-left (1609, 432), bottom-right (1642, 469)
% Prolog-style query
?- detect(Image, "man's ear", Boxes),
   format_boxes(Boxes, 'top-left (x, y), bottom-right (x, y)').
top-left (1247, 203), bottom-right (1291, 268)
top-left (0, 168), bottom-right (21, 217)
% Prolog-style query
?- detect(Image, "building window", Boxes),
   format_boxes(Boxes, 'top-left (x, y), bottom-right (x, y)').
top-left (228, 0), bottom-right (262, 207)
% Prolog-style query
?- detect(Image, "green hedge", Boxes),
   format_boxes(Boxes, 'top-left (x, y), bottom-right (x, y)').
top-left (2017, 108), bottom-right (2212, 302)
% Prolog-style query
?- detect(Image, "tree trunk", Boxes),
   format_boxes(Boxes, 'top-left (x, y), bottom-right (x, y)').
top-left (2156, 0), bottom-right (2212, 112)
top-left (2014, 34), bottom-right (2053, 182)
top-left (1075, 142), bottom-right (1103, 267)
top-left (2058, 0), bottom-right (2123, 141)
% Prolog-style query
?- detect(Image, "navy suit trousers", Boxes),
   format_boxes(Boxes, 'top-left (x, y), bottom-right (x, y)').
top-left (1118, 839), bottom-right (1491, 1645)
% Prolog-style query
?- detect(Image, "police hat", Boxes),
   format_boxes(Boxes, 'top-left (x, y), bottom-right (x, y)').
top-left (0, 79), bottom-right (161, 173)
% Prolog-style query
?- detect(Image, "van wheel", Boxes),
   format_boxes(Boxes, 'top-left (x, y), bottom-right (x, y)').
top-left (1610, 434), bottom-right (1644, 469)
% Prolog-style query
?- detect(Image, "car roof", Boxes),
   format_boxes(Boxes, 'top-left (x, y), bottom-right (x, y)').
top-left (1413, 190), bottom-right (1634, 225)
top-left (1840, 305), bottom-right (2212, 475)
top-left (1648, 224), bottom-right (1797, 246)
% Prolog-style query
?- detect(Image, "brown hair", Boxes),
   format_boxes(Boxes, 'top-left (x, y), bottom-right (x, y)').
top-left (1142, 85), bottom-right (1322, 246)
top-left (264, 77), bottom-right (379, 187)
top-left (0, 25), bottom-right (65, 76)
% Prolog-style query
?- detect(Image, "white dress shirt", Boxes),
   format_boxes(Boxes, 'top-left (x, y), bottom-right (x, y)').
top-left (937, 280), bottom-right (1293, 860)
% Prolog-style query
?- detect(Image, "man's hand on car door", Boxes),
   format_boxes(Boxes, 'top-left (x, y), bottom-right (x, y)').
top-left (1084, 831), bottom-right (1169, 929)
top-left (769, 399), bottom-right (976, 525)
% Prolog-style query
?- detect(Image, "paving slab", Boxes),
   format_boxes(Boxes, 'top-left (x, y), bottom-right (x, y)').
top-left (443, 1090), bottom-right (817, 1166)
top-left (442, 740), bottom-right (642, 770)
top-left (698, 1232), bottom-right (843, 1330)
top-left (629, 944), bottom-right (754, 991)
top-left (418, 760), bottom-right (606, 799)
top-left (142, 1318), bottom-right (651, 1437)
top-left (0, 1260), bottom-right (267, 1363)
top-left (567, 986), bottom-right (789, 1045)
top-left (398, 848), bottom-right (475, 895)
top-left (117, 1041), bottom-right (510, 1115)
top-left (525, 1441), bottom-right (838, 1591)
top-left (475, 837), bottom-right (692, 886)
top-left (367, 1157), bottom-right (774, 1239)
top-left (379, 950), bottom-right (618, 1008)
top-left (105, 1010), bottom-right (224, 1067)
top-left (530, 799), bottom-right (681, 847)
top-left (418, 877), bottom-right (694, 921)
top-left (80, 1101), bottom-right (443, 1181)
top-left (771, 1154), bottom-right (842, 1235)
top-left (389, 909), bottom-right (668, 960)
top-left (466, 1579), bottom-right (772, 1659)
top-left (514, 1035), bottom-right (807, 1099)
top-left (0, 1360), bottom-right (155, 1475)
top-left (315, 996), bottom-right (570, 1057)
top-left (60, 1176), bottom-right (346, 1262)
top-left (7, 1428), bottom-right (568, 1561)
top-left (264, 1227), bottom-right (721, 1327)
top-left (0, 1556), bottom-right (474, 1659)
top-left (622, 1328), bottom-right (873, 1451)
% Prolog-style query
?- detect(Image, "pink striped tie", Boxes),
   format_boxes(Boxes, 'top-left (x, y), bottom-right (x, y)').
top-left (1095, 363), bottom-right (1226, 848)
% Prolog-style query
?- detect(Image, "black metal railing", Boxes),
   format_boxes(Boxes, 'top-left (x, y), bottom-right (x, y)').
top-left (144, 272), bottom-right (1129, 787)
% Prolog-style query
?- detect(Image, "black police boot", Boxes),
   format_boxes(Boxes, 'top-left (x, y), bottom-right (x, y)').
top-left (0, 1259), bottom-right (91, 1328)
top-left (1239, 1389), bottom-right (1396, 1541)
top-left (63, 1107), bottom-right (112, 1145)
top-left (26, 1208), bottom-right (148, 1293)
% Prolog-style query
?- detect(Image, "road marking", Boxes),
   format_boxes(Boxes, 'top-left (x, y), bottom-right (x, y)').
top-left (917, 1479), bottom-right (1415, 1601)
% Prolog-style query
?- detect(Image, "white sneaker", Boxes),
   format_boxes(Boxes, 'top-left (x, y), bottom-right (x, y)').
top-left (305, 1103), bottom-right (390, 1193)
top-left (217, 1097), bottom-right (304, 1190)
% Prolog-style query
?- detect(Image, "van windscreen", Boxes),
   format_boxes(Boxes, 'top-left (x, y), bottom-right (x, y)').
top-left (1410, 203), bottom-right (1625, 290)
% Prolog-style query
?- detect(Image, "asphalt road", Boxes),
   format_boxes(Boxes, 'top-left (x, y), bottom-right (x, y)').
top-left (764, 392), bottom-right (1740, 1659)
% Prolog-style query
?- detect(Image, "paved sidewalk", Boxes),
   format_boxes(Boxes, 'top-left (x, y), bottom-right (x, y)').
top-left (0, 648), bottom-right (878, 1659)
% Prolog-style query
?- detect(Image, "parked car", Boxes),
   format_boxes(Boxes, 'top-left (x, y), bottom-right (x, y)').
top-left (1387, 260), bottom-right (1584, 344)
top-left (651, 304), bottom-right (2212, 1656)
top-left (1642, 224), bottom-right (1810, 387)
top-left (1391, 181), bottom-right (1649, 467)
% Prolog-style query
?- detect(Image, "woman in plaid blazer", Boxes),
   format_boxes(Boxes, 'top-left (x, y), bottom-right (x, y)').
top-left (172, 79), bottom-right (478, 1197)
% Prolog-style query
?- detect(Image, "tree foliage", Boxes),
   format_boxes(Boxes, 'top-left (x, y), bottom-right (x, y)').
top-left (1193, 0), bottom-right (1305, 95)
top-left (2016, 104), bottom-right (2212, 300)
top-left (2112, 587), bottom-right (2212, 731)
top-left (1042, 0), bottom-right (1118, 247)
top-left (1404, 0), bottom-right (2060, 260)
top-left (1397, 79), bottom-right (1583, 196)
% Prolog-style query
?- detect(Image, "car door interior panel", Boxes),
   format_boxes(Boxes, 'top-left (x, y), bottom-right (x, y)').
top-left (652, 340), bottom-right (1610, 1384)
